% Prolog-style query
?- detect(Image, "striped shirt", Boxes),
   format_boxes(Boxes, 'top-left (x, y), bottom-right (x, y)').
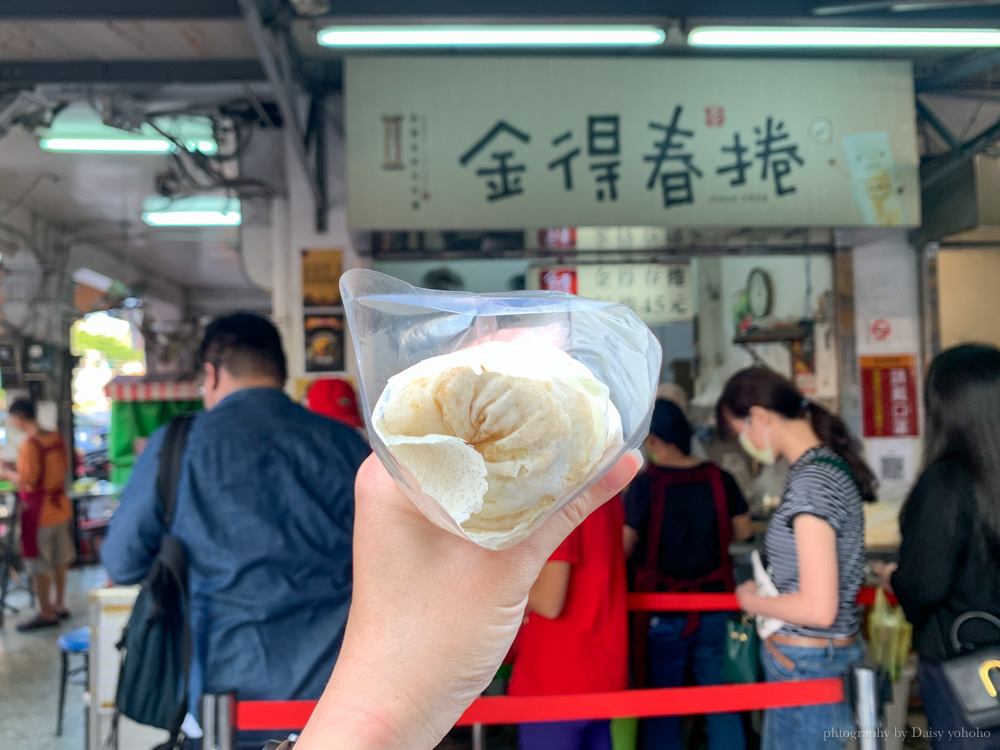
top-left (764, 446), bottom-right (865, 638)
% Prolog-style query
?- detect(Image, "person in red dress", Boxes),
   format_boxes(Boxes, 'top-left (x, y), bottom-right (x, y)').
top-left (508, 493), bottom-right (629, 750)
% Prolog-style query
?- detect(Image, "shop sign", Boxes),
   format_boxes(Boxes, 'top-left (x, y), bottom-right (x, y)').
top-left (860, 355), bottom-right (919, 438)
top-left (576, 263), bottom-right (692, 324)
top-left (302, 249), bottom-right (343, 308)
top-left (346, 57), bottom-right (919, 230)
top-left (538, 268), bottom-right (578, 294)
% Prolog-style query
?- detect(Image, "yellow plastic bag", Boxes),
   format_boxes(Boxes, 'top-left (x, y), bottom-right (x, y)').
top-left (866, 587), bottom-right (913, 682)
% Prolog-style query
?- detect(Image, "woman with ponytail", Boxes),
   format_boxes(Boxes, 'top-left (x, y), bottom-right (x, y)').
top-left (717, 368), bottom-right (876, 749)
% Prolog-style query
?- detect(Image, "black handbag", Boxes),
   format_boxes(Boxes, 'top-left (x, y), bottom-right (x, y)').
top-left (940, 611), bottom-right (1000, 729)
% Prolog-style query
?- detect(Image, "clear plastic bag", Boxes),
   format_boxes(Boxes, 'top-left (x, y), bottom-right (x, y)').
top-left (341, 269), bottom-right (663, 550)
top-left (867, 587), bottom-right (913, 683)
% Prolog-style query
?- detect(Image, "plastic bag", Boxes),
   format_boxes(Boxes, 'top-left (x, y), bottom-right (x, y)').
top-left (866, 587), bottom-right (913, 683)
top-left (341, 269), bottom-right (662, 550)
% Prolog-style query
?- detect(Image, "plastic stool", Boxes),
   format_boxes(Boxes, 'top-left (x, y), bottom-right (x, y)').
top-left (57, 626), bottom-right (90, 736)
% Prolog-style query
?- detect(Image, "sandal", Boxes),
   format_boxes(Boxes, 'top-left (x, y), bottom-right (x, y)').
top-left (16, 615), bottom-right (59, 632)
top-left (55, 609), bottom-right (71, 620)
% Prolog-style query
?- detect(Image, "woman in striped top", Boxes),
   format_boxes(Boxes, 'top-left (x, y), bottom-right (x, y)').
top-left (717, 368), bottom-right (877, 750)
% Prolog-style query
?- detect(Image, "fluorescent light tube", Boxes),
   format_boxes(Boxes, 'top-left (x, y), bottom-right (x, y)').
top-left (141, 210), bottom-right (241, 227)
top-left (40, 138), bottom-right (174, 153)
top-left (688, 26), bottom-right (1000, 47)
top-left (39, 137), bottom-right (217, 154)
top-left (317, 25), bottom-right (666, 47)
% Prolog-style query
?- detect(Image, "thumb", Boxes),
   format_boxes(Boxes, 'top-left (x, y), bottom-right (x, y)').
top-left (530, 449), bottom-right (642, 558)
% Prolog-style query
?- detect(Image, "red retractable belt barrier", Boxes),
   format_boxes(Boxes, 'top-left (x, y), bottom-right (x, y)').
top-left (629, 587), bottom-right (896, 612)
top-left (237, 679), bottom-right (845, 731)
top-left (234, 588), bottom-right (899, 732)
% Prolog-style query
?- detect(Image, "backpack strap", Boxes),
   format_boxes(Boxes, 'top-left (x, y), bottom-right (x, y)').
top-left (155, 415), bottom-right (195, 750)
top-left (157, 414), bottom-right (195, 530)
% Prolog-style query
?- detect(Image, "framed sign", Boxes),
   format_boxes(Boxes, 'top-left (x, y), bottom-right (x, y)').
top-left (304, 315), bottom-right (346, 373)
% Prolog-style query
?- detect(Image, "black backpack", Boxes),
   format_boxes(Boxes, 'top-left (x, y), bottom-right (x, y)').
top-left (109, 414), bottom-right (195, 750)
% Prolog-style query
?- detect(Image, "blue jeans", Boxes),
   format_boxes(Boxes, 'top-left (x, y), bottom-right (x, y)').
top-left (644, 611), bottom-right (746, 750)
top-left (519, 719), bottom-right (612, 750)
top-left (760, 638), bottom-right (864, 750)
top-left (918, 658), bottom-right (999, 750)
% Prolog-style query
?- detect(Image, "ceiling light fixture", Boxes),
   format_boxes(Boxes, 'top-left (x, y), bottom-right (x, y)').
top-left (141, 210), bottom-right (241, 227)
top-left (40, 137), bottom-right (174, 153)
top-left (39, 137), bottom-right (217, 154)
top-left (687, 25), bottom-right (1000, 47)
top-left (317, 25), bottom-right (667, 47)
top-left (141, 195), bottom-right (241, 227)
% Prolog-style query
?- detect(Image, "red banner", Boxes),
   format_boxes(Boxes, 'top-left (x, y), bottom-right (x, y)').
top-left (860, 355), bottom-right (918, 438)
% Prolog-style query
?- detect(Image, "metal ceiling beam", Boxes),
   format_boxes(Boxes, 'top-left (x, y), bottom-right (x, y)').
top-left (916, 48), bottom-right (1000, 92)
top-left (0, 60), bottom-right (266, 85)
top-left (239, 0), bottom-right (328, 232)
top-left (921, 113), bottom-right (1000, 190)
top-left (916, 98), bottom-right (960, 150)
top-left (3, 0), bottom-right (242, 20)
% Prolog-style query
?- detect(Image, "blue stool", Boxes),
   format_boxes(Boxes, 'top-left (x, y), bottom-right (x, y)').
top-left (57, 626), bottom-right (90, 736)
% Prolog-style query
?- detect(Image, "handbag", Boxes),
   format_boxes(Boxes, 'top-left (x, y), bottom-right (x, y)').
top-left (940, 611), bottom-right (1000, 729)
top-left (724, 614), bottom-right (762, 684)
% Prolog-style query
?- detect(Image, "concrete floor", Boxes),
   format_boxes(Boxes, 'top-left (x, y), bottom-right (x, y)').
top-left (0, 565), bottom-right (933, 750)
top-left (0, 566), bottom-right (105, 750)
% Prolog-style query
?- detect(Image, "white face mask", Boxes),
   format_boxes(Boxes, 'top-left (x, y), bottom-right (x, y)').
top-left (739, 417), bottom-right (776, 465)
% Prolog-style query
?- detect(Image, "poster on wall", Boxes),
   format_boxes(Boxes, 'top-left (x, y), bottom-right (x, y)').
top-left (346, 57), bottom-right (920, 230)
top-left (302, 249), bottom-right (344, 308)
top-left (860, 354), bottom-right (919, 438)
top-left (304, 315), bottom-right (346, 373)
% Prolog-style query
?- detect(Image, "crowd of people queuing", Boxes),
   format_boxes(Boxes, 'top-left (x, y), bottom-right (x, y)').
top-left (8, 311), bottom-right (1000, 750)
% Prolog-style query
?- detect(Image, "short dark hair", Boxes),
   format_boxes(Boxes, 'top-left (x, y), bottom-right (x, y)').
top-left (9, 398), bottom-right (36, 421)
top-left (199, 313), bottom-right (287, 382)
top-left (649, 398), bottom-right (693, 455)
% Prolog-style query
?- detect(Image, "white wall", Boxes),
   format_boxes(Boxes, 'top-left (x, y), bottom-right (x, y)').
top-left (272, 96), bottom-right (369, 385)
top-left (694, 253), bottom-right (833, 405)
top-left (848, 229), bottom-right (923, 545)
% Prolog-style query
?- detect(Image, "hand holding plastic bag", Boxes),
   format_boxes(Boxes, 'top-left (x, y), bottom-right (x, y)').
top-left (341, 269), bottom-right (662, 550)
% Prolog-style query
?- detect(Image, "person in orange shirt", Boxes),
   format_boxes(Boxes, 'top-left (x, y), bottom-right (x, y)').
top-left (3, 399), bottom-right (75, 631)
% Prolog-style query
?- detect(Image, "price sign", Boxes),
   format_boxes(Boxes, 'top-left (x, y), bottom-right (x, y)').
top-left (577, 263), bottom-right (692, 324)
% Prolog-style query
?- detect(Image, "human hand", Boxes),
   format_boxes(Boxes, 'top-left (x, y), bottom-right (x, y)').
top-left (295, 449), bottom-right (642, 750)
top-left (735, 580), bottom-right (760, 614)
top-left (871, 561), bottom-right (898, 593)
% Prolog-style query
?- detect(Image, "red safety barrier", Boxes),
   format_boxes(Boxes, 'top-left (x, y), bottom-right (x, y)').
top-left (629, 587), bottom-right (896, 612)
top-left (235, 587), bottom-right (889, 732)
top-left (237, 679), bottom-right (844, 731)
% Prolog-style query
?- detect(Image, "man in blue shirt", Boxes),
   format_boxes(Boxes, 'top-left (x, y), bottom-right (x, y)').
top-left (102, 313), bottom-right (368, 748)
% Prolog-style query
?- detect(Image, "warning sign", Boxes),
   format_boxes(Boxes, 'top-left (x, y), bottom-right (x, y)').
top-left (860, 355), bottom-right (919, 438)
top-left (870, 318), bottom-right (892, 342)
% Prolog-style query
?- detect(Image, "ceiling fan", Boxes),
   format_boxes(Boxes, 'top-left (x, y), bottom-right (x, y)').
top-left (813, 0), bottom-right (1000, 14)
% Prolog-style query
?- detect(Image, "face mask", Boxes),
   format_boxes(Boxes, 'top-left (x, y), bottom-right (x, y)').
top-left (739, 418), bottom-right (776, 465)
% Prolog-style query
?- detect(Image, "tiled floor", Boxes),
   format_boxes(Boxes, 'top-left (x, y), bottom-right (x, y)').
top-left (0, 566), bottom-right (105, 750)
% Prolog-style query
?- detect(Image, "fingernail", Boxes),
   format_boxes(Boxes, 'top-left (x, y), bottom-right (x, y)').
top-left (600, 450), bottom-right (642, 491)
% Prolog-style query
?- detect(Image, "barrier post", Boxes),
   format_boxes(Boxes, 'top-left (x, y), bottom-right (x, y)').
top-left (471, 722), bottom-right (485, 750)
top-left (202, 693), bottom-right (237, 750)
top-left (848, 663), bottom-right (889, 750)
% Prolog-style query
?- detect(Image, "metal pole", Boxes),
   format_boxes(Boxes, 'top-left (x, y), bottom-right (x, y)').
top-left (201, 694), bottom-right (237, 750)
top-left (471, 722), bottom-right (485, 750)
top-left (850, 664), bottom-right (885, 750)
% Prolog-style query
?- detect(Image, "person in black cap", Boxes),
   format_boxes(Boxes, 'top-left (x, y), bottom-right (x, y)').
top-left (624, 399), bottom-right (751, 750)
